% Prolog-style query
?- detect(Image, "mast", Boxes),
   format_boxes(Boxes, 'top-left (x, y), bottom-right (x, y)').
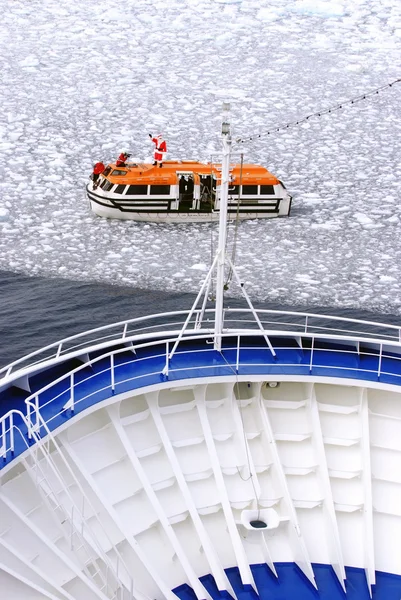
top-left (162, 102), bottom-right (275, 375)
top-left (214, 102), bottom-right (232, 351)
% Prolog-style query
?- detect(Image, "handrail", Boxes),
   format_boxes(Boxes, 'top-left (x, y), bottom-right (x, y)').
top-left (1, 327), bottom-right (401, 468)
top-left (1, 307), bottom-right (400, 386)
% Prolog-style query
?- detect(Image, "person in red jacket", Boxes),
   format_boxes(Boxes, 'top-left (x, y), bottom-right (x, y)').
top-left (149, 134), bottom-right (167, 167)
top-left (116, 151), bottom-right (131, 167)
top-left (92, 162), bottom-right (105, 188)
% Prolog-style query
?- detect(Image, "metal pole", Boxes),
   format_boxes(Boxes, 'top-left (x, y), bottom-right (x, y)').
top-left (214, 102), bottom-right (231, 351)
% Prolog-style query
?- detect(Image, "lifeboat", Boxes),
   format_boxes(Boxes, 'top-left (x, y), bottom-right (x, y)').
top-left (86, 159), bottom-right (292, 223)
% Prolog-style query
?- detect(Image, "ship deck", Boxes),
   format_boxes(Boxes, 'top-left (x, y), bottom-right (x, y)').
top-left (1, 309), bottom-right (401, 599)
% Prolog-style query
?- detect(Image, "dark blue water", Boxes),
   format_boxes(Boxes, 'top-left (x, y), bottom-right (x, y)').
top-left (1, 270), bottom-right (400, 368)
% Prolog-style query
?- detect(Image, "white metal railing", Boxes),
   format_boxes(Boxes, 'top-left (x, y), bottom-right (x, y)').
top-left (1, 308), bottom-right (400, 385)
top-left (2, 328), bottom-right (401, 467)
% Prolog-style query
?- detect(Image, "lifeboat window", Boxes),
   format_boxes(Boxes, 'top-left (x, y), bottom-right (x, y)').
top-left (260, 185), bottom-right (275, 195)
top-left (103, 181), bottom-right (115, 192)
top-left (103, 166), bottom-right (111, 177)
top-left (114, 184), bottom-right (127, 194)
top-left (111, 170), bottom-right (128, 176)
top-left (229, 185), bottom-right (240, 195)
top-left (126, 185), bottom-right (148, 195)
top-left (150, 185), bottom-right (170, 195)
top-left (242, 185), bottom-right (258, 195)
top-left (100, 179), bottom-right (109, 189)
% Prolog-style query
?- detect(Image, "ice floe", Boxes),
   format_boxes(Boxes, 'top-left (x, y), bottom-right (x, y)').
top-left (0, 0), bottom-right (400, 314)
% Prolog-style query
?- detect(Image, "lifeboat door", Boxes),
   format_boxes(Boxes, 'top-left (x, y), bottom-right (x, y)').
top-left (177, 172), bottom-right (199, 211)
top-left (199, 174), bottom-right (216, 209)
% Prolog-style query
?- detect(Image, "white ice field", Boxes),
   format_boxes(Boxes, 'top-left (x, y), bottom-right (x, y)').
top-left (0, 0), bottom-right (400, 313)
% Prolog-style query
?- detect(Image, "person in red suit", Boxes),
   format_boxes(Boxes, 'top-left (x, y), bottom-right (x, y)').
top-left (92, 162), bottom-right (105, 188)
top-left (116, 151), bottom-right (131, 167)
top-left (149, 134), bottom-right (167, 167)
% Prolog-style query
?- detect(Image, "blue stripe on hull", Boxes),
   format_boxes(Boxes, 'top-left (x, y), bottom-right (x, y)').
top-left (3, 336), bottom-right (401, 467)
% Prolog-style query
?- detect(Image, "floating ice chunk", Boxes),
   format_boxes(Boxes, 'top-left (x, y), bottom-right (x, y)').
top-left (345, 64), bottom-right (363, 72)
top-left (8, 132), bottom-right (23, 141)
top-left (104, 9), bottom-right (129, 21)
top-left (293, 0), bottom-right (345, 17)
top-left (19, 55), bottom-right (40, 67)
top-left (310, 222), bottom-right (340, 230)
top-left (190, 263), bottom-right (207, 271)
top-left (295, 274), bottom-right (320, 284)
top-left (354, 213), bottom-right (373, 224)
top-left (300, 193), bottom-right (322, 205)
top-left (0, 207), bottom-right (10, 222)
top-left (256, 8), bottom-right (280, 21)
top-left (380, 275), bottom-right (397, 282)
top-left (49, 158), bottom-right (67, 167)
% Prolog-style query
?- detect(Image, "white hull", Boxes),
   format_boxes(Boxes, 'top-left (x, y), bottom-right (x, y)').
top-left (0, 309), bottom-right (401, 599)
top-left (89, 200), bottom-right (292, 223)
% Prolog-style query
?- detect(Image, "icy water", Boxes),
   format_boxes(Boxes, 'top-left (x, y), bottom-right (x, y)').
top-left (1, 0), bottom-right (401, 315)
top-left (1, 270), bottom-right (400, 368)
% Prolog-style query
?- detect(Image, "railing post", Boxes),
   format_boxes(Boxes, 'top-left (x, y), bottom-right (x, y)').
top-left (70, 373), bottom-right (75, 412)
top-left (35, 394), bottom-right (40, 433)
top-left (236, 334), bottom-right (240, 373)
top-left (305, 315), bottom-right (308, 334)
top-left (111, 354), bottom-right (115, 394)
top-left (27, 400), bottom-right (32, 440)
top-left (309, 337), bottom-right (314, 373)
top-left (1, 419), bottom-right (6, 461)
top-left (56, 342), bottom-right (63, 359)
top-left (378, 343), bottom-right (383, 379)
top-left (10, 415), bottom-right (15, 455)
top-left (164, 341), bottom-right (169, 378)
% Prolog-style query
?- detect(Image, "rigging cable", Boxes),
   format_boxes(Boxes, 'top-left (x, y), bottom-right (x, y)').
top-left (209, 160), bottom-right (216, 301)
top-left (235, 77), bottom-right (401, 144)
top-left (206, 337), bottom-right (261, 517)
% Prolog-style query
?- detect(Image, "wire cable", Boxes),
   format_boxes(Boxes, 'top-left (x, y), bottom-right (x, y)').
top-left (235, 77), bottom-right (401, 144)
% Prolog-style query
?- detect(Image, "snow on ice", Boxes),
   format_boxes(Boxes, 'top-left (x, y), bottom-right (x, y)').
top-left (0, 0), bottom-right (401, 314)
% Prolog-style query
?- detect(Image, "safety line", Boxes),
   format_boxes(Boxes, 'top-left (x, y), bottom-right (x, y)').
top-left (235, 77), bottom-right (401, 144)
